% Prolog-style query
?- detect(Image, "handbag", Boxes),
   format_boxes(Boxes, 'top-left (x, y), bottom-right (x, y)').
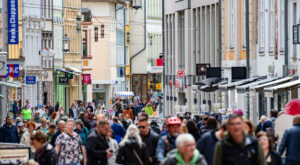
top-left (133, 149), bottom-right (143, 165)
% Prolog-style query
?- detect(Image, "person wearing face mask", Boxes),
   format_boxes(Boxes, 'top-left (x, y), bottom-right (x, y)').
top-left (257, 132), bottom-right (282, 165)
top-left (156, 117), bottom-right (182, 163)
top-left (162, 134), bottom-right (207, 165)
top-left (197, 121), bottom-right (227, 165)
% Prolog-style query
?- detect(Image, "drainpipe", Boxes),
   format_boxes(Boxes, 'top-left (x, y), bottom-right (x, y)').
top-left (284, 0), bottom-right (289, 76)
top-left (162, 0), bottom-right (165, 116)
top-left (129, 0), bottom-right (147, 75)
top-left (218, 0), bottom-right (222, 67)
top-left (246, 0), bottom-right (250, 78)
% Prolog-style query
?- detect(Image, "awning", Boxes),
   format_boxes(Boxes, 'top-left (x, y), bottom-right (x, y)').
top-left (236, 77), bottom-right (279, 92)
top-left (56, 68), bottom-right (73, 74)
top-left (249, 76), bottom-right (294, 92)
top-left (114, 91), bottom-right (134, 98)
top-left (66, 66), bottom-right (81, 73)
top-left (194, 77), bottom-right (227, 92)
top-left (264, 79), bottom-right (300, 96)
top-left (0, 81), bottom-right (24, 88)
top-left (219, 77), bottom-right (261, 90)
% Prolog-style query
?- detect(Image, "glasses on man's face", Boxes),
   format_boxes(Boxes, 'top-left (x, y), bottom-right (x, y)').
top-left (228, 122), bottom-right (242, 126)
top-left (138, 126), bottom-right (146, 129)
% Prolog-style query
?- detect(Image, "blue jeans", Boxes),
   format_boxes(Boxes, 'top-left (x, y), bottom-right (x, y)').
top-left (59, 162), bottom-right (80, 165)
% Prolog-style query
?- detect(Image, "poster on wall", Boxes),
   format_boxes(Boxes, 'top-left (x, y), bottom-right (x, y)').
top-left (7, 0), bottom-right (19, 44)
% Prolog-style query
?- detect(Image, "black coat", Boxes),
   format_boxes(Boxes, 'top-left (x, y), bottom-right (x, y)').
top-left (0, 124), bottom-right (20, 143)
top-left (50, 130), bottom-right (62, 147)
top-left (141, 129), bottom-right (160, 165)
top-left (197, 130), bottom-right (218, 165)
top-left (86, 129), bottom-right (109, 165)
top-left (35, 144), bottom-right (58, 165)
top-left (116, 137), bottom-right (150, 165)
top-left (150, 125), bottom-right (161, 135)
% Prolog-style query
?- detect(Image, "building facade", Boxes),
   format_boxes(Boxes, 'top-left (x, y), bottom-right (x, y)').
top-left (64, 0), bottom-right (83, 111)
top-left (130, 0), bottom-right (162, 101)
top-left (23, 0), bottom-right (43, 107)
top-left (82, 0), bottom-right (121, 109)
top-left (163, 0), bottom-right (221, 115)
top-left (53, 0), bottom-right (65, 108)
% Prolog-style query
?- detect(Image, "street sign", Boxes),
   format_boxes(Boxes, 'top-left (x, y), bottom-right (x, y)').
top-left (177, 69), bottom-right (185, 78)
top-left (59, 76), bottom-right (69, 85)
top-left (26, 76), bottom-right (36, 84)
top-left (8, 64), bottom-right (20, 78)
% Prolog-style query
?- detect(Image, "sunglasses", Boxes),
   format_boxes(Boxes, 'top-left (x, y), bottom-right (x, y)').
top-left (138, 126), bottom-right (146, 129)
top-left (203, 117), bottom-right (209, 120)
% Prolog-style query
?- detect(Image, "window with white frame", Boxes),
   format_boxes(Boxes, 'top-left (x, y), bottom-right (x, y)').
top-left (258, 0), bottom-right (265, 52)
top-left (279, 0), bottom-right (285, 51)
top-left (230, 0), bottom-right (235, 49)
top-left (242, 0), bottom-right (246, 48)
top-left (269, 0), bottom-right (275, 52)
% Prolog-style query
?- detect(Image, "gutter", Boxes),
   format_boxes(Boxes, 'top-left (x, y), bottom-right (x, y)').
top-left (218, 0), bottom-right (222, 67)
top-left (284, 0), bottom-right (289, 76)
top-left (129, 0), bottom-right (147, 74)
top-left (162, 0), bottom-right (165, 116)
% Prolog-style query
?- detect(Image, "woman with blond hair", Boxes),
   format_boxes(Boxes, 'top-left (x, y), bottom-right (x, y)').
top-left (116, 125), bottom-right (150, 165)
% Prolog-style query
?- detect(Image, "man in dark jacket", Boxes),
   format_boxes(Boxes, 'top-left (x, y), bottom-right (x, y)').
top-left (279, 115), bottom-right (300, 165)
top-left (46, 101), bottom-right (54, 117)
top-left (50, 120), bottom-right (65, 147)
top-left (197, 121), bottom-right (227, 165)
top-left (13, 100), bottom-right (19, 119)
top-left (0, 116), bottom-right (20, 143)
top-left (86, 119), bottom-right (111, 165)
top-left (213, 114), bottom-right (266, 165)
top-left (138, 117), bottom-right (160, 164)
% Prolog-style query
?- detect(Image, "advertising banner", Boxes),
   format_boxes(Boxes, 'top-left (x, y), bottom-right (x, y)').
top-left (7, 0), bottom-right (19, 44)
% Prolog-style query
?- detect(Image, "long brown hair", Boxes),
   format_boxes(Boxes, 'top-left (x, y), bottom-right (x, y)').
top-left (257, 131), bottom-right (274, 151)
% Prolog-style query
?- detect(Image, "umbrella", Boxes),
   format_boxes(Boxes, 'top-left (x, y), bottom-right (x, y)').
top-left (285, 99), bottom-right (300, 116)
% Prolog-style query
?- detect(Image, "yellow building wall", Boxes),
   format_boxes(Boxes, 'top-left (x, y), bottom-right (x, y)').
top-left (64, 0), bottom-right (82, 109)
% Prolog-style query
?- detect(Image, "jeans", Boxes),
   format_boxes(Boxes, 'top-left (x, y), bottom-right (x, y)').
top-left (59, 162), bottom-right (80, 165)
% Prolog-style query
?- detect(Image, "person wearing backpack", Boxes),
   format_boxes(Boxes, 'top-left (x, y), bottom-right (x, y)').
top-left (213, 114), bottom-right (266, 165)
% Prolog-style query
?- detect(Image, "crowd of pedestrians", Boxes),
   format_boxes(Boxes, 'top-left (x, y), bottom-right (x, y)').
top-left (0, 98), bottom-right (300, 165)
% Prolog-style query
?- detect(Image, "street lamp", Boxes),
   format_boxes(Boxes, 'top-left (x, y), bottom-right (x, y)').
top-left (131, 0), bottom-right (142, 10)
top-left (63, 34), bottom-right (70, 52)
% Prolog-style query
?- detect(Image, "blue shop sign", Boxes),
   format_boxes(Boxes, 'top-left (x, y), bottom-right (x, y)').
top-left (26, 76), bottom-right (36, 84)
top-left (7, 0), bottom-right (19, 44)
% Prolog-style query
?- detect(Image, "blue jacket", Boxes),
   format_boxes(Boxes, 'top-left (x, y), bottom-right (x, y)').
top-left (156, 132), bottom-right (176, 163)
top-left (0, 123), bottom-right (20, 143)
top-left (197, 130), bottom-right (218, 165)
top-left (279, 124), bottom-right (300, 163)
top-left (111, 123), bottom-right (125, 143)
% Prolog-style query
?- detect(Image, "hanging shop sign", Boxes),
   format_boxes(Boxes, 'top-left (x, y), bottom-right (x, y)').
top-left (293, 24), bottom-right (300, 44)
top-left (59, 76), bottom-right (69, 85)
top-left (151, 58), bottom-right (163, 72)
top-left (7, 0), bottom-right (19, 44)
top-left (196, 63), bottom-right (210, 76)
top-left (156, 83), bottom-right (162, 90)
top-left (25, 76), bottom-right (36, 84)
top-left (82, 74), bottom-right (91, 84)
top-left (9, 64), bottom-right (20, 78)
